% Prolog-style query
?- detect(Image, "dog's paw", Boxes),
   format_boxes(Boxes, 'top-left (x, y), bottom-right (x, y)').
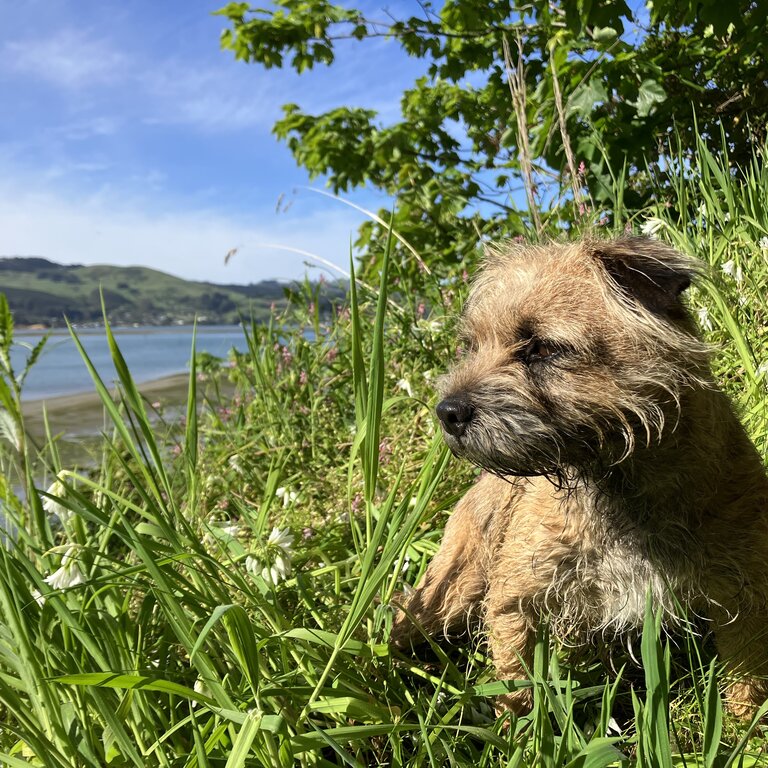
top-left (725, 679), bottom-right (768, 720)
top-left (389, 593), bottom-right (418, 650)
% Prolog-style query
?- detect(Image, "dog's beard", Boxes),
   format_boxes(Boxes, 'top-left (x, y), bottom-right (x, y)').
top-left (441, 400), bottom-right (637, 480)
top-left (442, 403), bottom-right (566, 477)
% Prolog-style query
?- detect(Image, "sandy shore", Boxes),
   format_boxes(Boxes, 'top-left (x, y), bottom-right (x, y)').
top-left (22, 373), bottom-right (194, 443)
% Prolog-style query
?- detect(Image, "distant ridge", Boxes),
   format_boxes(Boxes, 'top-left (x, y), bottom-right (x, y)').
top-left (0, 256), bottom-right (344, 327)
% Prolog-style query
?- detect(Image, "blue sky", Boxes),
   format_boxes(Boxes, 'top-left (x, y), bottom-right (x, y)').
top-left (0, 0), bottom-right (418, 284)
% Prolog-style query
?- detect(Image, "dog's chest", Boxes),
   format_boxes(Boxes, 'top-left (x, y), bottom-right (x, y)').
top-left (550, 509), bottom-right (690, 632)
top-left (578, 541), bottom-right (675, 629)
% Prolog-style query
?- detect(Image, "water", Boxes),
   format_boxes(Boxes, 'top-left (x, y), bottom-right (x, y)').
top-left (11, 325), bottom-right (247, 400)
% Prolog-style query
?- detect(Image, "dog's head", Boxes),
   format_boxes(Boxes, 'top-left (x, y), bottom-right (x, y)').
top-left (436, 237), bottom-right (710, 477)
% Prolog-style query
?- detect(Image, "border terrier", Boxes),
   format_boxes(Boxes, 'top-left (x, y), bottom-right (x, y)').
top-left (392, 237), bottom-right (768, 716)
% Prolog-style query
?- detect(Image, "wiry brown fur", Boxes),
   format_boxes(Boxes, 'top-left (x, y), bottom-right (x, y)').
top-left (391, 237), bottom-right (768, 717)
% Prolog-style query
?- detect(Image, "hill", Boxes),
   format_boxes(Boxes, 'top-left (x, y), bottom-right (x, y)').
top-left (0, 257), bottom-right (344, 327)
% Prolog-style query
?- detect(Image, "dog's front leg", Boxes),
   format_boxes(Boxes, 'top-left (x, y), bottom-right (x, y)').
top-left (713, 612), bottom-right (768, 718)
top-left (391, 481), bottom-right (493, 648)
top-left (484, 602), bottom-right (536, 714)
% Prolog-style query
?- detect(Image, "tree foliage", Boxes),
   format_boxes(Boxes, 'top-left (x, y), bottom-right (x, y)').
top-left (216, 0), bottom-right (768, 276)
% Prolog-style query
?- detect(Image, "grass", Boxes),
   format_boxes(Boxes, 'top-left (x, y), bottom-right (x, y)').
top-left (0, 140), bottom-right (767, 765)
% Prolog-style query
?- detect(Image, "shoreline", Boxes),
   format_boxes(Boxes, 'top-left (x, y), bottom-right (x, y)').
top-left (22, 372), bottom-right (194, 443)
top-left (15, 324), bottom-right (243, 336)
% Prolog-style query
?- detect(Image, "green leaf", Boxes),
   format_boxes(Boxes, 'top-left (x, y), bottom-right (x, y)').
top-left (52, 673), bottom-right (214, 704)
top-left (567, 80), bottom-right (609, 118)
top-left (563, 737), bottom-right (625, 768)
top-left (224, 709), bottom-right (263, 768)
top-left (635, 79), bottom-right (667, 118)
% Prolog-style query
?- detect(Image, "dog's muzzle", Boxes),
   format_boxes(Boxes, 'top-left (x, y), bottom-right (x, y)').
top-left (436, 396), bottom-right (474, 438)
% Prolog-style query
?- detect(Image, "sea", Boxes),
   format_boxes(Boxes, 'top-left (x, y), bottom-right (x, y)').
top-left (11, 325), bottom-right (248, 400)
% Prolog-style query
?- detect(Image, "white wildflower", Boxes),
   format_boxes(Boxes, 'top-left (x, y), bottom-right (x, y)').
top-left (396, 379), bottom-right (413, 398)
top-left (245, 528), bottom-right (295, 585)
top-left (760, 237), bottom-right (768, 253)
top-left (413, 318), bottom-right (443, 336)
top-left (192, 677), bottom-right (211, 708)
top-left (41, 474), bottom-right (73, 524)
top-left (423, 370), bottom-right (434, 383)
top-left (220, 522), bottom-right (240, 539)
top-left (757, 361), bottom-right (768, 377)
top-left (721, 259), bottom-right (743, 284)
top-left (44, 547), bottom-right (85, 592)
top-left (31, 589), bottom-right (45, 607)
top-left (262, 553), bottom-right (291, 584)
top-left (275, 487), bottom-right (298, 508)
top-left (639, 218), bottom-right (664, 238)
top-left (228, 454), bottom-right (244, 474)
top-left (605, 717), bottom-right (622, 736)
top-left (267, 527), bottom-right (295, 557)
top-left (696, 307), bottom-right (714, 332)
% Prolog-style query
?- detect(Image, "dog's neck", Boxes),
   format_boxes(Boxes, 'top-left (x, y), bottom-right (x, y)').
top-left (572, 385), bottom-right (765, 531)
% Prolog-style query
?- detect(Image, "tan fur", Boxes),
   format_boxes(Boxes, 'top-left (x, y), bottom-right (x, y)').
top-left (392, 237), bottom-right (768, 717)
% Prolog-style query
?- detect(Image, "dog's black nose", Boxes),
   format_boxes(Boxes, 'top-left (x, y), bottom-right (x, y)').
top-left (436, 397), bottom-right (474, 437)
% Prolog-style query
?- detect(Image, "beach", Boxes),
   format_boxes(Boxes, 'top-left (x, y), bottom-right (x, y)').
top-left (22, 372), bottom-right (192, 438)
top-left (21, 373), bottom-right (203, 468)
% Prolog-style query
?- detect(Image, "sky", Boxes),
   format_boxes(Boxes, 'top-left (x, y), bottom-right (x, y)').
top-left (0, 0), bottom-right (420, 285)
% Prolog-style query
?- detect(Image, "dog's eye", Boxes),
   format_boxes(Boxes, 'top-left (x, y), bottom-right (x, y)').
top-left (522, 338), bottom-right (559, 363)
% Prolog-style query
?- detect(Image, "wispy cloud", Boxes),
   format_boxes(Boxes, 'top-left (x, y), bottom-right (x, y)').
top-left (0, 181), bottom-right (363, 284)
top-left (4, 28), bottom-right (127, 89)
top-left (58, 116), bottom-right (121, 141)
top-left (141, 62), bottom-right (277, 131)
top-left (42, 160), bottom-right (113, 180)
top-left (0, 0), bottom-right (414, 288)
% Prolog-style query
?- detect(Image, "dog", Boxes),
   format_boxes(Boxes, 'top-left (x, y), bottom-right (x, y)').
top-left (392, 237), bottom-right (768, 716)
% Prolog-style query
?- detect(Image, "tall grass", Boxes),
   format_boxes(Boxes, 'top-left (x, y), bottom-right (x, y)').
top-left (0, 140), bottom-right (767, 765)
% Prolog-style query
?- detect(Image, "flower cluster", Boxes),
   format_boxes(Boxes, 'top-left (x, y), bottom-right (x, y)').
top-left (696, 307), bottom-right (714, 332)
top-left (396, 378), bottom-right (413, 398)
top-left (41, 472), bottom-right (74, 525)
top-left (245, 527), bottom-right (295, 585)
top-left (721, 259), bottom-right (744, 284)
top-left (639, 218), bottom-right (665, 238)
top-left (33, 546), bottom-right (85, 605)
top-left (275, 486), bottom-right (298, 508)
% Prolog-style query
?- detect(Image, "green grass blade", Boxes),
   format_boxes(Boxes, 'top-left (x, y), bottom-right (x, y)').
top-left (186, 321), bottom-right (199, 469)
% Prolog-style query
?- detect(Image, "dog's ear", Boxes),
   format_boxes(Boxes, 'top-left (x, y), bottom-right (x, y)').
top-left (588, 237), bottom-right (701, 317)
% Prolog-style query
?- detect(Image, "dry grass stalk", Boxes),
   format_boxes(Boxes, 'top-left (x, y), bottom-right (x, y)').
top-left (503, 34), bottom-right (542, 236)
top-left (548, 47), bottom-right (584, 210)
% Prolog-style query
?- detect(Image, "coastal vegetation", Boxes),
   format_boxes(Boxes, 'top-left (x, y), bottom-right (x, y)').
top-left (0, 0), bottom-right (767, 763)
top-left (0, 257), bottom-right (344, 327)
top-left (0, 136), bottom-right (767, 764)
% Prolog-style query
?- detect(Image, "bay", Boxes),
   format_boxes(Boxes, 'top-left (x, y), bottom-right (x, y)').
top-left (12, 325), bottom-right (247, 401)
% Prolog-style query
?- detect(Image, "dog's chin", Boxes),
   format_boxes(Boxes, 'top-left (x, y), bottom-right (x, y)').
top-left (442, 431), bottom-right (559, 478)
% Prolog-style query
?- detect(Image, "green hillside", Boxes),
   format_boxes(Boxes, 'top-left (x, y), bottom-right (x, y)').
top-left (0, 257), bottom-right (343, 326)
